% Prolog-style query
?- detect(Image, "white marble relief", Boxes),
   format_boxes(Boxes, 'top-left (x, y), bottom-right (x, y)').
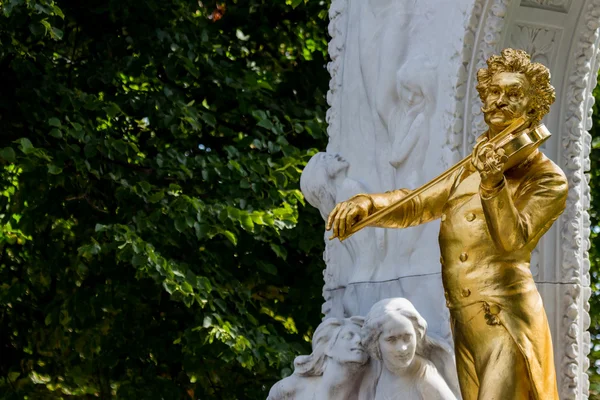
top-left (268, 299), bottom-right (460, 400)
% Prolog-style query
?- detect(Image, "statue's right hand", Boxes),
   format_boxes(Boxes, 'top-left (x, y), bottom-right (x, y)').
top-left (326, 195), bottom-right (373, 239)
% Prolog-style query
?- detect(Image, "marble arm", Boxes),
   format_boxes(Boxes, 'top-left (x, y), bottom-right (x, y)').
top-left (480, 170), bottom-right (568, 253)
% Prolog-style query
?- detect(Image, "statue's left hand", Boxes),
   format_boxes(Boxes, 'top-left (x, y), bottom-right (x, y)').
top-left (471, 137), bottom-right (508, 188)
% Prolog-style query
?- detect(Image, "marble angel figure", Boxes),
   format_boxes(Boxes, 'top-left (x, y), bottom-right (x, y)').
top-left (359, 298), bottom-right (460, 400)
top-left (388, 57), bottom-right (438, 189)
top-left (267, 317), bottom-right (369, 400)
top-left (300, 153), bottom-right (383, 302)
top-left (381, 57), bottom-right (439, 273)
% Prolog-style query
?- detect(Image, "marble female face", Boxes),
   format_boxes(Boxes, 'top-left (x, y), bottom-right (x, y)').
top-left (328, 324), bottom-right (368, 365)
top-left (378, 314), bottom-right (417, 371)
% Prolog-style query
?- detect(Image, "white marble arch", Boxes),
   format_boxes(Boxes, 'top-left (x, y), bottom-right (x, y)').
top-left (315, 0), bottom-right (600, 398)
top-left (457, 1), bottom-right (600, 398)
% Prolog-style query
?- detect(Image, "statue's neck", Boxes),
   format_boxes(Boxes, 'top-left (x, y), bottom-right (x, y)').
top-left (316, 361), bottom-right (365, 400)
top-left (383, 356), bottom-right (425, 379)
top-left (375, 358), bottom-right (427, 399)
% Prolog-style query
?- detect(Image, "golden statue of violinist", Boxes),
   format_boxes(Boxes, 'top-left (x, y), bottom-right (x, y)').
top-left (327, 49), bottom-right (565, 400)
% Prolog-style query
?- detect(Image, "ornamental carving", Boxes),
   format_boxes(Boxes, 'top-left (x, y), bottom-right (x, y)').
top-left (509, 24), bottom-right (561, 67)
top-left (521, 0), bottom-right (572, 12)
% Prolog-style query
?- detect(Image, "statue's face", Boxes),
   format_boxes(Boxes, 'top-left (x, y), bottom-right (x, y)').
top-left (378, 314), bottom-right (417, 372)
top-left (328, 324), bottom-right (368, 365)
top-left (483, 72), bottom-right (531, 135)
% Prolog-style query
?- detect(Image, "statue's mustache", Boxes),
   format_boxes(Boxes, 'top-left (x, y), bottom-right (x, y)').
top-left (481, 104), bottom-right (517, 116)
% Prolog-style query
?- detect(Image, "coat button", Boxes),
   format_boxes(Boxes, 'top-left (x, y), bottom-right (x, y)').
top-left (462, 288), bottom-right (471, 297)
top-left (460, 252), bottom-right (468, 262)
top-left (488, 304), bottom-right (501, 315)
top-left (441, 213), bottom-right (447, 222)
top-left (466, 213), bottom-right (476, 222)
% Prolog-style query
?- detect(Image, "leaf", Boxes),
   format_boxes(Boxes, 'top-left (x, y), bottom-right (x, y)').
top-left (112, 140), bottom-right (128, 154)
top-left (84, 143), bottom-right (97, 157)
top-left (175, 218), bottom-right (187, 233)
top-left (41, 19), bottom-right (52, 34)
top-left (250, 213), bottom-right (265, 225)
top-left (257, 119), bottom-right (274, 130)
top-left (257, 80), bottom-right (274, 91)
top-left (200, 112), bottom-right (217, 127)
top-left (48, 117), bottom-right (61, 127)
top-left (148, 191), bottom-right (165, 203)
top-left (48, 165), bottom-right (63, 175)
top-left (181, 281), bottom-right (193, 294)
top-left (29, 22), bottom-right (45, 36)
top-left (15, 138), bottom-right (34, 154)
top-left (131, 254), bottom-right (146, 267)
top-left (194, 223), bottom-right (209, 240)
top-left (8, 371), bottom-right (20, 382)
top-left (104, 103), bottom-right (122, 118)
top-left (223, 231), bottom-right (237, 246)
top-left (51, 27), bottom-right (64, 40)
top-left (258, 262), bottom-right (277, 275)
top-left (78, 243), bottom-right (101, 260)
top-left (52, 4), bottom-right (65, 19)
top-left (49, 128), bottom-right (63, 138)
top-left (0, 147), bottom-right (16, 163)
top-left (236, 29), bottom-right (250, 41)
top-left (139, 181), bottom-right (151, 194)
top-left (163, 281), bottom-right (177, 295)
top-left (270, 243), bottom-right (288, 260)
top-left (240, 214), bottom-right (254, 231)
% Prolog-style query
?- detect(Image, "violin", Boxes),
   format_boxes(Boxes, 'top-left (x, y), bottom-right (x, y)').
top-left (330, 116), bottom-right (551, 242)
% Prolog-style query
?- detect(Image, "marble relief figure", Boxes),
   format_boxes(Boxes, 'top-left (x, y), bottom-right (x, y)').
top-left (389, 56), bottom-right (438, 187)
top-left (267, 317), bottom-right (368, 400)
top-left (301, 152), bottom-right (383, 315)
top-left (314, 0), bottom-right (455, 334)
top-left (359, 298), bottom-right (459, 400)
top-left (384, 57), bottom-right (439, 272)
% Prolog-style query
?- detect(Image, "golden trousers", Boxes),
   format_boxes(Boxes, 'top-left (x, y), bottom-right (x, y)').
top-left (452, 302), bottom-right (532, 400)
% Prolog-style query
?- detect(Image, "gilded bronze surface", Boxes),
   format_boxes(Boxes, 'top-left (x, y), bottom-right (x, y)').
top-left (326, 49), bottom-right (565, 400)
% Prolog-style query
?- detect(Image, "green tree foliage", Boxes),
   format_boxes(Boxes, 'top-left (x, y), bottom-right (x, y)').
top-left (0, 0), bottom-right (331, 398)
top-left (589, 80), bottom-right (600, 399)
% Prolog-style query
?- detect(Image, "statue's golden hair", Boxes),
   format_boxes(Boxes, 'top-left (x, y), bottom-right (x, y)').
top-left (476, 48), bottom-right (556, 125)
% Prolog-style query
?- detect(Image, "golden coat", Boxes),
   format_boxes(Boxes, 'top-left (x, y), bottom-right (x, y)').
top-left (364, 150), bottom-right (567, 400)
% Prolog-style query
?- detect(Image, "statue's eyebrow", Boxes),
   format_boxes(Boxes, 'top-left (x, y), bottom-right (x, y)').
top-left (506, 83), bottom-right (523, 89)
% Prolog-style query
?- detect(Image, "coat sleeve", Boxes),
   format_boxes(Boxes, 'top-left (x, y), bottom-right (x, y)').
top-left (358, 166), bottom-right (464, 229)
top-left (480, 163), bottom-right (568, 253)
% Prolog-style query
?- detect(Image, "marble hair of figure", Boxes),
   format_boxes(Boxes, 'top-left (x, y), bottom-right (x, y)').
top-left (267, 317), bottom-right (368, 400)
top-left (358, 298), bottom-right (459, 400)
